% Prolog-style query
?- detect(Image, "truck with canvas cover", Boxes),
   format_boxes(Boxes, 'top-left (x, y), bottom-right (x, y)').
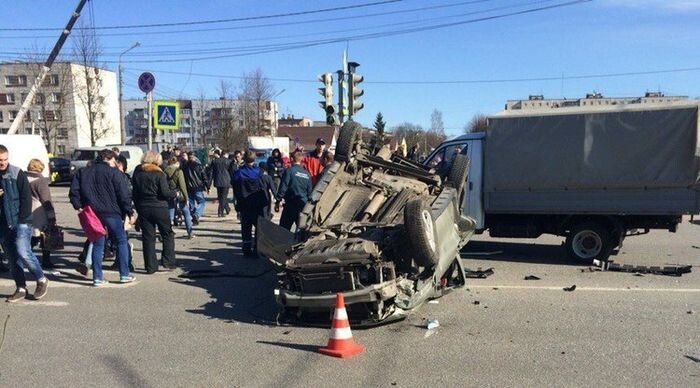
top-left (427, 100), bottom-right (700, 263)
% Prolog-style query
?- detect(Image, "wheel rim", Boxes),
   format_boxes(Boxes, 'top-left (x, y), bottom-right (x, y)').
top-left (421, 210), bottom-right (437, 252)
top-left (572, 230), bottom-right (602, 259)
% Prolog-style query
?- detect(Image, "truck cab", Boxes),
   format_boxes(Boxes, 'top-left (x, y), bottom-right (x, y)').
top-left (425, 132), bottom-right (485, 231)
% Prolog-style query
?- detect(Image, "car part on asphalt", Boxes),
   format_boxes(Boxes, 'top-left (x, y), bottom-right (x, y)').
top-left (258, 120), bottom-right (476, 326)
top-left (464, 267), bottom-right (494, 279)
top-left (563, 285), bottom-right (577, 292)
top-left (595, 260), bottom-right (692, 277)
top-left (524, 275), bottom-right (541, 280)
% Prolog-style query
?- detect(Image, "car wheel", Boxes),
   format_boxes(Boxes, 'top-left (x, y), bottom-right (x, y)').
top-left (335, 121), bottom-right (362, 162)
top-left (404, 199), bottom-right (439, 267)
top-left (448, 154), bottom-right (470, 194)
top-left (565, 221), bottom-right (613, 263)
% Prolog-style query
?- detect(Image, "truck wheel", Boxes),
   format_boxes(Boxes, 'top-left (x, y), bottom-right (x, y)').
top-left (565, 222), bottom-right (613, 263)
top-left (404, 199), bottom-right (439, 267)
top-left (447, 154), bottom-right (470, 193)
top-left (335, 121), bottom-right (362, 162)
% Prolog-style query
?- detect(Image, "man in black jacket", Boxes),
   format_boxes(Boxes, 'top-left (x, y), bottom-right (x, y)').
top-left (209, 150), bottom-right (232, 217)
top-left (69, 149), bottom-right (134, 285)
top-left (0, 144), bottom-right (49, 302)
top-left (276, 150), bottom-right (312, 231)
top-left (182, 152), bottom-right (209, 225)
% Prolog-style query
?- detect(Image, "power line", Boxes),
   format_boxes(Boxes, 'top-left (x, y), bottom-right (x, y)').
top-left (0, 0), bottom-right (495, 39)
top-left (0, 0), bottom-right (404, 31)
top-left (119, 66), bottom-right (700, 86)
top-left (1, 0), bottom-right (589, 64)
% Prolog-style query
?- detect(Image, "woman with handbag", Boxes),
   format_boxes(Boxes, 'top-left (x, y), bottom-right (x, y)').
top-left (26, 159), bottom-right (57, 269)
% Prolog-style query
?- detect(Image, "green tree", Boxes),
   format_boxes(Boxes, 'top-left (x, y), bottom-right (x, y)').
top-left (372, 112), bottom-right (386, 151)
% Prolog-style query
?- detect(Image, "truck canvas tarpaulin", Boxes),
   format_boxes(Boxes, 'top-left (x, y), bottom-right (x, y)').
top-left (484, 103), bottom-right (700, 214)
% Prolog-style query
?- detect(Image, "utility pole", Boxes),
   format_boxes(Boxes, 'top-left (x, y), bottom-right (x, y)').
top-left (147, 92), bottom-right (153, 151)
top-left (336, 70), bottom-right (345, 125)
top-left (118, 42), bottom-right (140, 145)
top-left (8, 0), bottom-right (88, 134)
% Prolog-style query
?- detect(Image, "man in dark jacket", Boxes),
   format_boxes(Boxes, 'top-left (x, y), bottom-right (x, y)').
top-left (69, 149), bottom-right (134, 285)
top-left (276, 150), bottom-right (312, 231)
top-left (0, 144), bottom-right (48, 302)
top-left (266, 148), bottom-right (285, 193)
top-left (209, 150), bottom-right (232, 217)
top-left (182, 152), bottom-right (209, 224)
top-left (232, 151), bottom-right (270, 256)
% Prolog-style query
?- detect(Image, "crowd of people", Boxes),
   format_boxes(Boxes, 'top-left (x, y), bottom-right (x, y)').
top-left (1, 137), bottom-right (334, 302)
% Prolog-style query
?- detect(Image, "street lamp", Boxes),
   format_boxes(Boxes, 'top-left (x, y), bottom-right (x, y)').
top-left (271, 88), bottom-right (285, 137)
top-left (118, 42), bottom-right (140, 145)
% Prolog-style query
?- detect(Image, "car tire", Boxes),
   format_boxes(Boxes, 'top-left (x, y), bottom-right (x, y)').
top-left (404, 199), bottom-right (439, 267)
top-left (448, 154), bottom-right (470, 194)
top-left (565, 221), bottom-right (613, 264)
top-left (335, 121), bottom-right (362, 162)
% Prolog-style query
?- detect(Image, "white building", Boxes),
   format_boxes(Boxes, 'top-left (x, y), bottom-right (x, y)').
top-left (505, 92), bottom-right (688, 111)
top-left (0, 61), bottom-right (120, 156)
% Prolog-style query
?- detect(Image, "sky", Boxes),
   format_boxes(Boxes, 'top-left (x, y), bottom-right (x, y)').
top-left (2, 0), bottom-right (700, 136)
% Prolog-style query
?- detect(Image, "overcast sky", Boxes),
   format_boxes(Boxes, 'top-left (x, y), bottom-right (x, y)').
top-left (2, 0), bottom-right (699, 135)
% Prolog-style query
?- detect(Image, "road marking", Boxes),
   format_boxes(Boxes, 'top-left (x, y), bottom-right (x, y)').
top-left (0, 278), bottom-right (139, 288)
top-left (469, 285), bottom-right (700, 292)
top-left (8, 300), bottom-right (69, 307)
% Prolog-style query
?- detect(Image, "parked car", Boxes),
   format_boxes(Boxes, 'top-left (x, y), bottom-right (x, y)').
top-left (258, 121), bottom-right (475, 326)
top-left (49, 157), bottom-right (72, 184)
top-left (70, 145), bottom-right (144, 176)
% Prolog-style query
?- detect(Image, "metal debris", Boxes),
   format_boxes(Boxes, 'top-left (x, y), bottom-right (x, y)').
top-left (563, 285), bottom-right (577, 292)
top-left (685, 355), bottom-right (700, 363)
top-left (524, 275), bottom-right (541, 280)
top-left (464, 267), bottom-right (494, 279)
top-left (595, 260), bottom-right (692, 276)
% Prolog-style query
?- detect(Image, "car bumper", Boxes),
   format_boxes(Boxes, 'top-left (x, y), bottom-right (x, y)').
top-left (276, 280), bottom-right (398, 308)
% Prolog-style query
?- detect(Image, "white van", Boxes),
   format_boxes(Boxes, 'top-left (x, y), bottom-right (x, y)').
top-left (70, 145), bottom-right (144, 176)
top-left (0, 135), bottom-right (50, 178)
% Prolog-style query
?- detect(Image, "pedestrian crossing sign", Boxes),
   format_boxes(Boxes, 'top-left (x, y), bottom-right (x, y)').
top-left (153, 100), bottom-right (180, 130)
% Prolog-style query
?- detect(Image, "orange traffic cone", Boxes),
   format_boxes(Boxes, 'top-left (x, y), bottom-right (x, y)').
top-left (318, 293), bottom-right (365, 358)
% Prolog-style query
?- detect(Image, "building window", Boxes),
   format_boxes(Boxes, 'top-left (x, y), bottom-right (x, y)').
top-left (0, 93), bottom-right (15, 105)
top-left (57, 145), bottom-right (65, 155)
top-left (9, 111), bottom-right (18, 120)
top-left (56, 128), bottom-right (68, 139)
top-left (0, 111), bottom-right (3, 122)
top-left (43, 74), bottom-right (59, 86)
top-left (4, 75), bottom-right (27, 87)
top-left (36, 93), bottom-right (46, 104)
top-left (50, 93), bottom-right (62, 103)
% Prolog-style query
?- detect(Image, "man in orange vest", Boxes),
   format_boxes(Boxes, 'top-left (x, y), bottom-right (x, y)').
top-left (303, 137), bottom-right (326, 186)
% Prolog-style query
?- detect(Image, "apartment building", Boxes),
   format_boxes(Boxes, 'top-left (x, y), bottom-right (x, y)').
top-left (505, 92), bottom-right (688, 111)
top-left (0, 61), bottom-right (120, 156)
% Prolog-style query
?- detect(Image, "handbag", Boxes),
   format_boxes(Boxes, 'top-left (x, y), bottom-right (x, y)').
top-left (43, 224), bottom-right (65, 251)
top-left (78, 205), bottom-right (107, 242)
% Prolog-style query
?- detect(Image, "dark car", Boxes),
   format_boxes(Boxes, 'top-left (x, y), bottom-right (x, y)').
top-left (49, 157), bottom-right (72, 184)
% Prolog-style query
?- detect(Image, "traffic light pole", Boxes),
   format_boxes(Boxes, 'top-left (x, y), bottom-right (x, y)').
top-left (336, 70), bottom-right (345, 125)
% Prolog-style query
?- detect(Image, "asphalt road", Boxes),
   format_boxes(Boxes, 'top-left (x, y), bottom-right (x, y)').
top-left (0, 186), bottom-right (698, 387)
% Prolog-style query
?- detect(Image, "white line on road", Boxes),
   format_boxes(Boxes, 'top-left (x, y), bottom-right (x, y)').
top-left (469, 285), bottom-right (700, 292)
top-left (8, 300), bottom-right (69, 307)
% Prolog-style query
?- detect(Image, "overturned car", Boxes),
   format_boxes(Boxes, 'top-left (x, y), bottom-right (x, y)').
top-left (258, 121), bottom-right (475, 325)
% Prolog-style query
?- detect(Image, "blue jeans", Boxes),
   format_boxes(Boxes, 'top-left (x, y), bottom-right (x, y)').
top-left (92, 214), bottom-right (129, 282)
top-left (169, 200), bottom-right (193, 235)
top-left (188, 190), bottom-right (206, 218)
top-left (1, 224), bottom-right (45, 289)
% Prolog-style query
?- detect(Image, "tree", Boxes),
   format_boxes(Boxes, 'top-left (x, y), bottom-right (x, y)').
top-left (22, 45), bottom-right (74, 155)
top-left (371, 112), bottom-right (387, 152)
top-left (72, 20), bottom-right (109, 146)
top-left (238, 68), bottom-right (275, 136)
top-left (430, 109), bottom-right (445, 135)
top-left (465, 113), bottom-right (488, 133)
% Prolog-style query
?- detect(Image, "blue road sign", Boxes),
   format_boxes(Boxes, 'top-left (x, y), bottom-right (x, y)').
top-left (138, 72), bottom-right (156, 93)
top-left (153, 100), bottom-right (179, 130)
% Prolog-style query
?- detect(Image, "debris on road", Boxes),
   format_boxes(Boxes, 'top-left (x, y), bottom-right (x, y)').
top-left (473, 301), bottom-right (480, 305)
top-left (428, 300), bottom-right (439, 304)
top-left (685, 355), bottom-right (700, 363)
top-left (563, 285), bottom-right (577, 292)
top-left (524, 275), bottom-right (541, 280)
top-left (688, 311), bottom-right (694, 315)
top-left (464, 267), bottom-right (494, 279)
top-left (461, 250), bottom-right (503, 257)
top-left (426, 319), bottom-right (440, 330)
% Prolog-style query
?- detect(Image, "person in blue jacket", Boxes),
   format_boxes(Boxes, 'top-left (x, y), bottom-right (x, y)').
top-left (232, 151), bottom-right (271, 256)
top-left (275, 150), bottom-right (312, 231)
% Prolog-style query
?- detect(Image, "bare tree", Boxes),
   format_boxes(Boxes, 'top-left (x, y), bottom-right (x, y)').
top-left (72, 20), bottom-right (108, 146)
top-left (430, 109), bottom-right (445, 135)
top-left (194, 87), bottom-right (210, 148)
top-left (392, 121), bottom-right (446, 153)
top-left (22, 46), bottom-right (74, 155)
top-left (465, 113), bottom-right (488, 133)
top-left (214, 80), bottom-right (246, 150)
top-left (238, 68), bottom-right (275, 136)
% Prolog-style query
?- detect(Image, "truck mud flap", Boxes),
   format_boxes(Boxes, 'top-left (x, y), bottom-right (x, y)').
top-left (596, 260), bottom-right (692, 277)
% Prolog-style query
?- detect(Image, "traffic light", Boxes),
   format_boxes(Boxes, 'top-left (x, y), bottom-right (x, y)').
top-left (325, 104), bottom-right (338, 125)
top-left (318, 72), bottom-right (333, 112)
top-left (348, 73), bottom-right (364, 115)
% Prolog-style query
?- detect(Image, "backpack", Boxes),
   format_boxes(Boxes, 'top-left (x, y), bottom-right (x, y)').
top-left (165, 167), bottom-right (183, 201)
